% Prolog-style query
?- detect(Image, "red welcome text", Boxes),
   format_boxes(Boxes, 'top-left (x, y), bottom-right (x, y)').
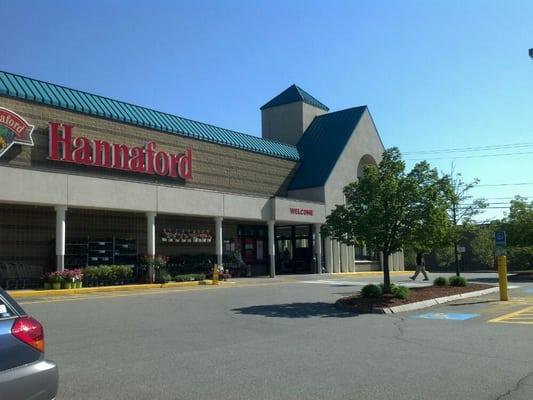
top-left (290, 208), bottom-right (314, 216)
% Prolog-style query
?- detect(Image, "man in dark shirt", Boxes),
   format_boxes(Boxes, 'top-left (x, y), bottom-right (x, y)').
top-left (410, 252), bottom-right (429, 281)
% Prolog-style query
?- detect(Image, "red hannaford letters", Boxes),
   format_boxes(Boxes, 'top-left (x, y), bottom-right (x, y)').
top-left (47, 123), bottom-right (192, 180)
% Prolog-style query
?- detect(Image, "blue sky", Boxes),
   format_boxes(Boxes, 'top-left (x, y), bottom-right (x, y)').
top-left (2, 0), bottom-right (532, 220)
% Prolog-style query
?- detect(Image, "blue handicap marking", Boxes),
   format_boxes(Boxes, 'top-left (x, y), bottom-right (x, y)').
top-left (411, 312), bottom-right (480, 321)
top-left (524, 288), bottom-right (533, 294)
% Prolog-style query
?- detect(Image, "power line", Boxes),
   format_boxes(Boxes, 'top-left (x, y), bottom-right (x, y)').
top-left (403, 142), bottom-right (533, 155)
top-left (406, 151), bottom-right (533, 160)
top-left (475, 182), bottom-right (533, 187)
top-left (482, 196), bottom-right (531, 199)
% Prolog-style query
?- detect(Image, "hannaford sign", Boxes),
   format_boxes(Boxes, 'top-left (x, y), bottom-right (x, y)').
top-left (48, 122), bottom-right (192, 180)
top-left (0, 107), bottom-right (35, 158)
top-left (290, 208), bottom-right (314, 216)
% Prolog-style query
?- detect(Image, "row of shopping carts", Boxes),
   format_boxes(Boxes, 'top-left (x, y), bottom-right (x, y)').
top-left (0, 262), bottom-right (44, 289)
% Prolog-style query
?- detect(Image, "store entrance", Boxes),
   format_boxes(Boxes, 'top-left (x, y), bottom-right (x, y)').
top-left (275, 225), bottom-right (313, 274)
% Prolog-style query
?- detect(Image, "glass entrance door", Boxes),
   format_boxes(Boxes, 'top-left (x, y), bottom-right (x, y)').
top-left (275, 225), bottom-right (313, 274)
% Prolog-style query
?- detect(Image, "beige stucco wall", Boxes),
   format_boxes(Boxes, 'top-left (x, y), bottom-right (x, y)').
top-left (287, 186), bottom-right (325, 203)
top-left (261, 102), bottom-right (326, 146)
top-left (323, 109), bottom-right (385, 213)
top-left (0, 165), bottom-right (325, 224)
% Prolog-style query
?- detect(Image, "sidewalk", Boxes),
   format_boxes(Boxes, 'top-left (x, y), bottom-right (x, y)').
top-left (7, 271), bottom-right (410, 299)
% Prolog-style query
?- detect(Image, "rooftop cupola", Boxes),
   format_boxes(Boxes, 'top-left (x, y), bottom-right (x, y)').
top-left (260, 84), bottom-right (329, 146)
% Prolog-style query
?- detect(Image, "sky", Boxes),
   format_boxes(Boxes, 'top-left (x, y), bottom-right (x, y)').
top-left (2, 0), bottom-right (532, 221)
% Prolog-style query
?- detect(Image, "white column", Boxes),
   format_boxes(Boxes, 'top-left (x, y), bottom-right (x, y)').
top-left (314, 224), bottom-right (322, 274)
top-left (324, 237), bottom-right (333, 273)
top-left (146, 212), bottom-right (156, 283)
top-left (55, 205), bottom-right (67, 272)
top-left (146, 212), bottom-right (156, 256)
top-left (268, 220), bottom-right (275, 278)
top-left (332, 240), bottom-right (340, 273)
top-left (340, 244), bottom-right (347, 273)
top-left (215, 217), bottom-right (223, 268)
top-left (348, 246), bottom-right (355, 272)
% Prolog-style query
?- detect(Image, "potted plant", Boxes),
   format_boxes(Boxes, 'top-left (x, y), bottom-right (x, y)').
top-left (139, 254), bottom-right (169, 283)
top-left (62, 270), bottom-right (74, 289)
top-left (42, 272), bottom-right (52, 290)
top-left (70, 268), bottom-right (83, 288)
top-left (49, 271), bottom-right (63, 290)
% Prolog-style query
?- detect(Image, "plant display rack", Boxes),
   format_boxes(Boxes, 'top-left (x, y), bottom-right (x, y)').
top-left (65, 237), bottom-right (137, 268)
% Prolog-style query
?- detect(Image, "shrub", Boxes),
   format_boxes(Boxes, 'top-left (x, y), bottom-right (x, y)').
top-left (379, 282), bottom-right (397, 292)
top-left (174, 273), bottom-right (206, 282)
top-left (157, 269), bottom-right (172, 283)
top-left (83, 266), bottom-right (99, 281)
top-left (449, 276), bottom-right (467, 287)
top-left (392, 285), bottom-right (410, 300)
top-left (361, 284), bottom-right (382, 298)
top-left (433, 276), bottom-right (448, 287)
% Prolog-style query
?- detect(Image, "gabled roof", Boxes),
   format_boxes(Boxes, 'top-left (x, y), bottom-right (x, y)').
top-left (0, 71), bottom-right (300, 161)
top-left (288, 106), bottom-right (367, 190)
top-left (260, 84), bottom-right (329, 111)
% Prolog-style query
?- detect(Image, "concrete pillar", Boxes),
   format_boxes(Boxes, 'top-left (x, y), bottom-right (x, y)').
top-left (340, 244), bottom-right (347, 273)
top-left (324, 236), bottom-right (333, 273)
top-left (314, 224), bottom-right (322, 274)
top-left (55, 205), bottom-right (67, 272)
top-left (146, 212), bottom-right (156, 283)
top-left (215, 217), bottom-right (223, 268)
top-left (146, 212), bottom-right (156, 256)
top-left (268, 220), bottom-right (275, 278)
top-left (332, 240), bottom-right (340, 273)
top-left (348, 246), bottom-right (355, 272)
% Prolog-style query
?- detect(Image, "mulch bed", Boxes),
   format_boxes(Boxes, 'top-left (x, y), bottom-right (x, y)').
top-left (337, 283), bottom-right (495, 312)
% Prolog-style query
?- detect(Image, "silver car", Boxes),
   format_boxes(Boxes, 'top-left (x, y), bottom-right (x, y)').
top-left (0, 287), bottom-right (58, 400)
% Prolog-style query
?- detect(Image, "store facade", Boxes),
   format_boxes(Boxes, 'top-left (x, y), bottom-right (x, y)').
top-left (0, 72), bottom-right (403, 282)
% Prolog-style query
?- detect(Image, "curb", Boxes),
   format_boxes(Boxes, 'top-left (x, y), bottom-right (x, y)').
top-left (8, 280), bottom-right (217, 299)
top-left (337, 287), bottom-right (500, 314)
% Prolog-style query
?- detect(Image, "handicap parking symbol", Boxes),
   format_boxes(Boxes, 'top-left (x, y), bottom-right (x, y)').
top-left (412, 312), bottom-right (479, 321)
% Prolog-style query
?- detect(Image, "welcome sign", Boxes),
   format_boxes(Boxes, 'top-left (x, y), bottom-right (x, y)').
top-left (0, 107), bottom-right (35, 158)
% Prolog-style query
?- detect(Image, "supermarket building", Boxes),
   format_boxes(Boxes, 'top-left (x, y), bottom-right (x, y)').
top-left (0, 71), bottom-right (404, 278)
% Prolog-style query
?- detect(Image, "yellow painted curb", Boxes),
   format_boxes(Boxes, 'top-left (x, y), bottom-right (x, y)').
top-left (8, 280), bottom-right (215, 298)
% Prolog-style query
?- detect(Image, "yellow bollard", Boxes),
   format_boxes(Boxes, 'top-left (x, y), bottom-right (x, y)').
top-left (497, 256), bottom-right (508, 301)
top-left (212, 264), bottom-right (219, 285)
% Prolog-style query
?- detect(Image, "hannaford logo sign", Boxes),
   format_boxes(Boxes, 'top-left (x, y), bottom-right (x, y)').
top-left (48, 123), bottom-right (192, 180)
top-left (0, 107), bottom-right (35, 158)
top-left (290, 208), bottom-right (314, 216)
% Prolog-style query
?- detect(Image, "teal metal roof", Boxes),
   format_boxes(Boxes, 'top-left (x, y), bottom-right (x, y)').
top-left (0, 71), bottom-right (300, 161)
top-left (260, 84), bottom-right (329, 111)
top-left (288, 106), bottom-right (367, 190)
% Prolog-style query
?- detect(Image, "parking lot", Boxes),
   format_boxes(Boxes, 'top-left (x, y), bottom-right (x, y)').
top-left (20, 273), bottom-right (533, 400)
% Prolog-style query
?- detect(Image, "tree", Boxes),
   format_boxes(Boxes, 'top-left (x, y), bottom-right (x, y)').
top-left (503, 196), bottom-right (533, 247)
top-left (445, 167), bottom-right (487, 276)
top-left (323, 148), bottom-right (450, 293)
top-left (470, 225), bottom-right (496, 269)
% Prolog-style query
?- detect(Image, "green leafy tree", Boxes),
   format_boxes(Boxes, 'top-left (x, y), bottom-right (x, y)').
top-left (323, 148), bottom-right (450, 293)
top-left (503, 196), bottom-right (533, 247)
top-left (471, 226), bottom-right (496, 269)
top-left (445, 167), bottom-right (487, 276)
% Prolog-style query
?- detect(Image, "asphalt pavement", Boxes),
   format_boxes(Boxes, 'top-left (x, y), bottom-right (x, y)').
top-left (20, 273), bottom-right (533, 400)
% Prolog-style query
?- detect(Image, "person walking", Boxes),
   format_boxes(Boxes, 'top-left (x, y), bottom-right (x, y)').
top-left (410, 252), bottom-right (429, 281)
